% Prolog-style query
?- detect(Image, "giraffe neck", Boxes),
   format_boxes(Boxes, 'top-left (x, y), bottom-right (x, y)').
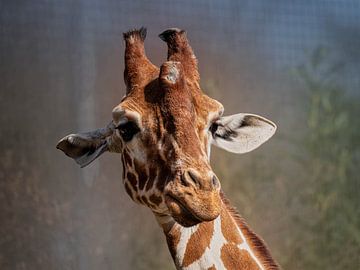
top-left (156, 193), bottom-right (279, 270)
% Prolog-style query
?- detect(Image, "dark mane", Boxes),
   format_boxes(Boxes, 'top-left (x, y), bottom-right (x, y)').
top-left (220, 191), bottom-right (280, 270)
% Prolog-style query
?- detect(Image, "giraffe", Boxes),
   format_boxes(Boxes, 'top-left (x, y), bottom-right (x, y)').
top-left (57, 27), bottom-right (279, 270)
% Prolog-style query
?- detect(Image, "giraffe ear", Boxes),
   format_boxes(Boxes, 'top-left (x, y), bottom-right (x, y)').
top-left (56, 129), bottom-right (111, 168)
top-left (211, 113), bottom-right (276, 154)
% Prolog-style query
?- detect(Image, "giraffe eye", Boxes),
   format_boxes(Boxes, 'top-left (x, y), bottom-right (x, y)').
top-left (116, 121), bottom-right (140, 142)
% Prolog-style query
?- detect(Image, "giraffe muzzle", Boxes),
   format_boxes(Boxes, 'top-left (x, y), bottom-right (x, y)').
top-left (164, 170), bottom-right (222, 227)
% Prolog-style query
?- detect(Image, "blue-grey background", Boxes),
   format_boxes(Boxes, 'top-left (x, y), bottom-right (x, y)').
top-left (1, 1), bottom-right (359, 269)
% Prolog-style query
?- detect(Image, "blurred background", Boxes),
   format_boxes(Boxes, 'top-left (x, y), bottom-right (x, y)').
top-left (1, 1), bottom-right (359, 269)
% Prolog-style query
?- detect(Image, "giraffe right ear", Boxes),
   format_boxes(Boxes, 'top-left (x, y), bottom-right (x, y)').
top-left (56, 133), bottom-right (108, 168)
top-left (211, 113), bottom-right (276, 154)
top-left (56, 123), bottom-right (115, 168)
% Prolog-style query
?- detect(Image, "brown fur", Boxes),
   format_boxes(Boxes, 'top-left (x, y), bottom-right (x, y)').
top-left (149, 194), bottom-right (162, 206)
top-left (221, 243), bottom-right (261, 270)
top-left (123, 28), bottom-right (158, 92)
top-left (134, 159), bottom-right (147, 190)
top-left (145, 166), bottom-right (157, 191)
top-left (221, 206), bottom-right (243, 244)
top-left (123, 149), bottom-right (133, 167)
top-left (182, 221), bottom-right (215, 267)
top-left (155, 156), bottom-right (173, 191)
top-left (126, 172), bottom-right (137, 191)
top-left (220, 192), bottom-right (280, 270)
top-left (141, 195), bottom-right (151, 208)
top-left (166, 225), bottom-right (181, 263)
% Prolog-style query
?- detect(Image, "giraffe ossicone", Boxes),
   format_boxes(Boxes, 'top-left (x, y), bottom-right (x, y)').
top-left (57, 27), bottom-right (279, 270)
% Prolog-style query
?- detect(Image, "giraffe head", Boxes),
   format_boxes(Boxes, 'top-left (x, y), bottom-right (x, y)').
top-left (57, 28), bottom-right (276, 227)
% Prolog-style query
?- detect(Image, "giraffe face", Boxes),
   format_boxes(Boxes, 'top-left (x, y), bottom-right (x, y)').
top-left (111, 72), bottom-right (225, 226)
top-left (57, 27), bottom-right (277, 228)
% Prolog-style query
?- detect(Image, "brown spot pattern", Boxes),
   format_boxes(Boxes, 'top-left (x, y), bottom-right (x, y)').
top-left (123, 149), bottom-right (133, 167)
top-left (134, 159), bottom-right (148, 190)
top-left (221, 243), bottom-right (261, 270)
top-left (208, 265), bottom-right (216, 270)
top-left (220, 192), bottom-right (280, 269)
top-left (127, 172), bottom-right (137, 191)
top-left (166, 225), bottom-right (181, 262)
top-left (141, 195), bottom-right (151, 207)
top-left (145, 166), bottom-right (157, 191)
top-left (221, 207), bottom-right (243, 244)
top-left (149, 194), bottom-right (162, 206)
top-left (182, 221), bottom-right (214, 267)
top-left (156, 157), bottom-right (170, 191)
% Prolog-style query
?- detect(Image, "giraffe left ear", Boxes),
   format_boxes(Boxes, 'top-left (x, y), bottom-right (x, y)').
top-left (211, 113), bottom-right (276, 154)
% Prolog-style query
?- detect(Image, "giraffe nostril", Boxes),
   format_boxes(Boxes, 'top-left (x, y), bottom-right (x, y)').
top-left (187, 170), bottom-right (200, 187)
top-left (180, 173), bottom-right (190, 187)
top-left (179, 170), bottom-right (200, 188)
top-left (181, 170), bottom-right (220, 191)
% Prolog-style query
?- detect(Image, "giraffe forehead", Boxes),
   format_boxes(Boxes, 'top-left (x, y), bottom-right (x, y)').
top-left (160, 88), bottom-right (223, 122)
top-left (120, 86), bottom-right (222, 123)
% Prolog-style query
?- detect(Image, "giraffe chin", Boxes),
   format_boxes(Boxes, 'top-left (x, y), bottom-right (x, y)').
top-left (165, 195), bottom-right (218, 227)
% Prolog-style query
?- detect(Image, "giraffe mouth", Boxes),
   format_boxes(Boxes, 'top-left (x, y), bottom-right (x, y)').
top-left (165, 194), bottom-right (202, 227)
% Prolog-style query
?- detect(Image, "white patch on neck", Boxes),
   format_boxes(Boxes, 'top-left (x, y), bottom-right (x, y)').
top-left (176, 224), bottom-right (199, 266)
top-left (171, 212), bottom-right (265, 270)
top-left (236, 221), bottom-right (265, 270)
top-left (177, 216), bottom-right (226, 270)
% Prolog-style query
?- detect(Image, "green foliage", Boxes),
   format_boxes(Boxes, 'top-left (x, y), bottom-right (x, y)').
top-left (209, 48), bottom-right (360, 270)
top-left (293, 48), bottom-right (360, 269)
